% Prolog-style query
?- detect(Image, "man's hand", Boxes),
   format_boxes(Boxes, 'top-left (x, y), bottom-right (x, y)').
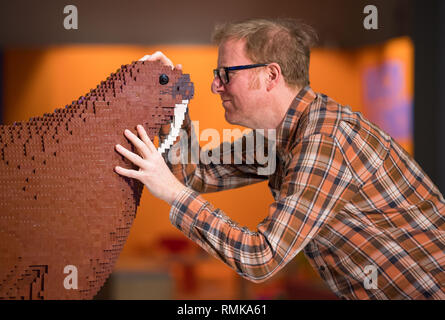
top-left (114, 125), bottom-right (187, 205)
top-left (139, 51), bottom-right (182, 71)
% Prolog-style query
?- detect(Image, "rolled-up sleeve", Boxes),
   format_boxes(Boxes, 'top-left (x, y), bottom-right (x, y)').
top-left (163, 118), bottom-right (268, 194)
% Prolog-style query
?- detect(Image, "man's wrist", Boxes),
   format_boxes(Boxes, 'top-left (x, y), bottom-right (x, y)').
top-left (167, 183), bottom-right (188, 205)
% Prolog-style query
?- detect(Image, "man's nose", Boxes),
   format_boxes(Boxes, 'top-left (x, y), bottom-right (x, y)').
top-left (211, 76), bottom-right (224, 94)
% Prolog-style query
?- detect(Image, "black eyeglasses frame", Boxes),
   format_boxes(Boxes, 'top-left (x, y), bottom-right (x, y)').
top-left (213, 63), bottom-right (269, 84)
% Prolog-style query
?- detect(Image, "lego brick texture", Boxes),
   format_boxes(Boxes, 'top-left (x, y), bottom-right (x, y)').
top-left (0, 60), bottom-right (194, 299)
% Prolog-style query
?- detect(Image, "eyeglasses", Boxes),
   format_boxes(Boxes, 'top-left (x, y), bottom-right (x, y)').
top-left (213, 63), bottom-right (269, 85)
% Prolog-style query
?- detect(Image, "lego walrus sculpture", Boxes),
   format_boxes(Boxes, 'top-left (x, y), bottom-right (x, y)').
top-left (0, 59), bottom-right (193, 299)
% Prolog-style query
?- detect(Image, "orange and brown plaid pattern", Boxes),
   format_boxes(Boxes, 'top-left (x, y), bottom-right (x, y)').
top-left (164, 86), bottom-right (445, 299)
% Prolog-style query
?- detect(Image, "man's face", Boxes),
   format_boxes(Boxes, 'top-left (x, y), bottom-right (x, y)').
top-left (212, 38), bottom-right (266, 128)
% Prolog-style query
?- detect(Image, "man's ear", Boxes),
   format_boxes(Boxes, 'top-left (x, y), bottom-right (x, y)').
top-left (265, 63), bottom-right (281, 91)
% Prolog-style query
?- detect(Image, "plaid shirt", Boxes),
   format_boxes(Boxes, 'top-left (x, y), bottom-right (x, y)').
top-left (163, 86), bottom-right (445, 300)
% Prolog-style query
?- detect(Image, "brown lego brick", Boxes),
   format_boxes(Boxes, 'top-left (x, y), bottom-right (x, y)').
top-left (0, 60), bottom-right (194, 299)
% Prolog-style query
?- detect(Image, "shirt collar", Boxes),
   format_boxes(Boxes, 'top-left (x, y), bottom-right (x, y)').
top-left (275, 86), bottom-right (317, 154)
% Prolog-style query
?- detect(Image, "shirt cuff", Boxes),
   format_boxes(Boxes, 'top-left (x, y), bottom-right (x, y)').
top-left (169, 187), bottom-right (208, 238)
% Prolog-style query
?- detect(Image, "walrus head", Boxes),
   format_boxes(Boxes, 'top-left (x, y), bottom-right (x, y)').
top-left (138, 56), bottom-right (193, 154)
top-left (93, 59), bottom-right (194, 155)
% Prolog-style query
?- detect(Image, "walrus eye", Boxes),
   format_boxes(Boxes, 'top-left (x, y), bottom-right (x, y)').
top-left (159, 74), bottom-right (169, 85)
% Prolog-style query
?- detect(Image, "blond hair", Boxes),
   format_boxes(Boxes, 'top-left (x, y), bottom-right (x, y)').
top-left (212, 18), bottom-right (318, 88)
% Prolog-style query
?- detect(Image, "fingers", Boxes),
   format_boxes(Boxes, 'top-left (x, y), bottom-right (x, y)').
top-left (115, 144), bottom-right (146, 168)
top-left (139, 51), bottom-right (174, 70)
top-left (136, 125), bottom-right (156, 153)
top-left (139, 55), bottom-right (151, 61)
top-left (114, 165), bottom-right (141, 180)
top-left (123, 129), bottom-right (150, 158)
top-left (139, 52), bottom-right (183, 71)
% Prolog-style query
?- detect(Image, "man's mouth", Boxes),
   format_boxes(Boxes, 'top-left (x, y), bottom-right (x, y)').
top-left (157, 100), bottom-right (188, 154)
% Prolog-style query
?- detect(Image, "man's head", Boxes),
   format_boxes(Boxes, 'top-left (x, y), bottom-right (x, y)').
top-left (211, 18), bottom-right (317, 129)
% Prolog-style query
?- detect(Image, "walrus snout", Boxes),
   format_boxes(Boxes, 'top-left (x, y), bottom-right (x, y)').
top-left (173, 74), bottom-right (194, 101)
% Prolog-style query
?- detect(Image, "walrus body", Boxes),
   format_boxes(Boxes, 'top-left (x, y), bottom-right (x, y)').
top-left (0, 60), bottom-right (193, 299)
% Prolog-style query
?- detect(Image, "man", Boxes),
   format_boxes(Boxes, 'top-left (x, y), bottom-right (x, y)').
top-left (114, 18), bottom-right (445, 299)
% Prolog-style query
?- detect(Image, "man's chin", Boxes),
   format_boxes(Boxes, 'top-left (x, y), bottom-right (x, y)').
top-left (224, 110), bottom-right (237, 125)
top-left (226, 115), bottom-right (249, 128)
top-left (224, 110), bottom-right (234, 124)
top-left (224, 109), bottom-right (250, 127)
